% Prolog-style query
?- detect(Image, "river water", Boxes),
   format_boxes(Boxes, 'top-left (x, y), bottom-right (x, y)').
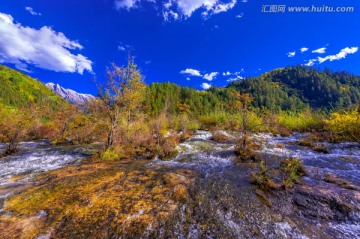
top-left (0, 141), bottom-right (92, 199)
top-left (1, 132), bottom-right (360, 238)
top-left (150, 131), bottom-right (360, 238)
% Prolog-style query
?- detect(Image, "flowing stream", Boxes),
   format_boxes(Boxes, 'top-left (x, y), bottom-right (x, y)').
top-left (0, 141), bottom-right (93, 200)
top-left (149, 131), bottom-right (360, 238)
top-left (1, 132), bottom-right (360, 238)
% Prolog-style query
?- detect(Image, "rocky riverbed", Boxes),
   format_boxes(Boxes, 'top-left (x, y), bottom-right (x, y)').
top-left (0, 131), bottom-right (359, 238)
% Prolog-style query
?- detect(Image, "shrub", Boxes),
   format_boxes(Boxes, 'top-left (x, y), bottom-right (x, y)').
top-left (251, 157), bottom-right (305, 191)
top-left (157, 135), bottom-right (180, 160)
top-left (223, 113), bottom-right (242, 131)
top-left (250, 160), bottom-right (277, 191)
top-left (0, 107), bottom-right (32, 155)
top-left (198, 114), bottom-right (223, 130)
top-left (211, 130), bottom-right (230, 143)
top-left (325, 110), bottom-right (360, 143)
top-left (277, 125), bottom-right (292, 137)
top-left (185, 119), bottom-right (200, 131)
top-left (169, 115), bottom-right (200, 131)
top-left (179, 130), bottom-right (194, 142)
top-left (101, 147), bottom-right (125, 161)
top-left (277, 109), bottom-right (325, 133)
top-left (65, 114), bottom-right (97, 144)
top-left (279, 158), bottom-right (305, 189)
top-left (234, 134), bottom-right (261, 162)
top-left (244, 111), bottom-right (264, 133)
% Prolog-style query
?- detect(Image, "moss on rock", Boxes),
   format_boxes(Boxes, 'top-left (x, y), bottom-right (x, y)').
top-left (1, 161), bottom-right (196, 238)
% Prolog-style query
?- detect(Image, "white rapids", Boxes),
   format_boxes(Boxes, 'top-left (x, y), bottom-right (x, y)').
top-left (0, 141), bottom-right (91, 196)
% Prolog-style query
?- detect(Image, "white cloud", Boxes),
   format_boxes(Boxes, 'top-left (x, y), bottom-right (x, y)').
top-left (303, 46), bottom-right (358, 66)
top-left (304, 59), bottom-right (316, 67)
top-left (206, 0), bottom-right (237, 15)
top-left (171, 0), bottom-right (238, 19)
top-left (118, 42), bottom-right (132, 52)
top-left (114, 0), bottom-right (140, 10)
top-left (287, 51), bottom-right (296, 57)
top-left (227, 75), bottom-right (243, 82)
top-left (300, 47), bottom-right (308, 53)
top-left (318, 47), bottom-right (358, 63)
top-left (25, 7), bottom-right (42, 16)
top-left (114, 0), bottom-right (157, 10)
top-left (0, 12), bottom-right (92, 74)
top-left (222, 69), bottom-right (244, 78)
top-left (182, 68), bottom-right (246, 82)
top-left (236, 13), bottom-right (244, 18)
top-left (180, 68), bottom-right (202, 77)
top-left (115, 0), bottom-right (238, 20)
top-left (222, 69), bottom-right (245, 82)
top-left (163, 10), bottom-right (179, 21)
top-left (203, 72), bottom-right (218, 81)
top-left (312, 47), bottom-right (326, 54)
top-left (201, 82), bottom-right (211, 90)
top-left (164, 1), bottom-right (173, 9)
top-left (175, 0), bottom-right (216, 17)
top-left (0, 14), bottom-right (13, 24)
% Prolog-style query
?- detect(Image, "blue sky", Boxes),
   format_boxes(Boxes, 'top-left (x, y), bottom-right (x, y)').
top-left (0, 0), bottom-right (359, 95)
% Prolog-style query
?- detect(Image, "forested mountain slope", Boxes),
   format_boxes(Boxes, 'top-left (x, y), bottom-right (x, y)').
top-left (0, 65), bottom-right (64, 109)
top-left (228, 66), bottom-right (360, 111)
top-left (2, 65), bottom-right (360, 114)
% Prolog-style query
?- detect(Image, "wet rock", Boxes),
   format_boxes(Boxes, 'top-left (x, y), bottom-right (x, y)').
top-left (313, 145), bottom-right (329, 154)
top-left (294, 185), bottom-right (355, 221)
top-left (340, 156), bottom-right (358, 164)
top-left (298, 139), bottom-right (315, 148)
top-left (324, 173), bottom-right (360, 191)
top-left (0, 213), bottom-right (45, 239)
top-left (1, 161), bottom-right (197, 239)
top-left (255, 189), bottom-right (272, 208)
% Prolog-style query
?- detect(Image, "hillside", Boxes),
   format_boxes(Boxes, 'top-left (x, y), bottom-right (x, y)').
top-left (0, 65), bottom-right (65, 109)
top-left (146, 82), bottom-right (222, 116)
top-left (228, 66), bottom-right (360, 111)
top-left (146, 66), bottom-right (360, 115)
top-left (1, 65), bottom-right (360, 115)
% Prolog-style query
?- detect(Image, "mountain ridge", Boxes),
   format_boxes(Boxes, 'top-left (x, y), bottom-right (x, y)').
top-left (45, 83), bottom-right (94, 105)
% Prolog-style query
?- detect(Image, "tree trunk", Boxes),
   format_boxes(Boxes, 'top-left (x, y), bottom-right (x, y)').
top-left (106, 120), bottom-right (116, 149)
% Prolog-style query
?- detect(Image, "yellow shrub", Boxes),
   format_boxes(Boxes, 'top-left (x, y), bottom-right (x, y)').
top-left (325, 110), bottom-right (360, 142)
top-left (101, 146), bottom-right (125, 161)
top-left (198, 112), bottom-right (227, 130)
top-left (170, 115), bottom-right (200, 131)
top-left (277, 110), bottom-right (324, 132)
